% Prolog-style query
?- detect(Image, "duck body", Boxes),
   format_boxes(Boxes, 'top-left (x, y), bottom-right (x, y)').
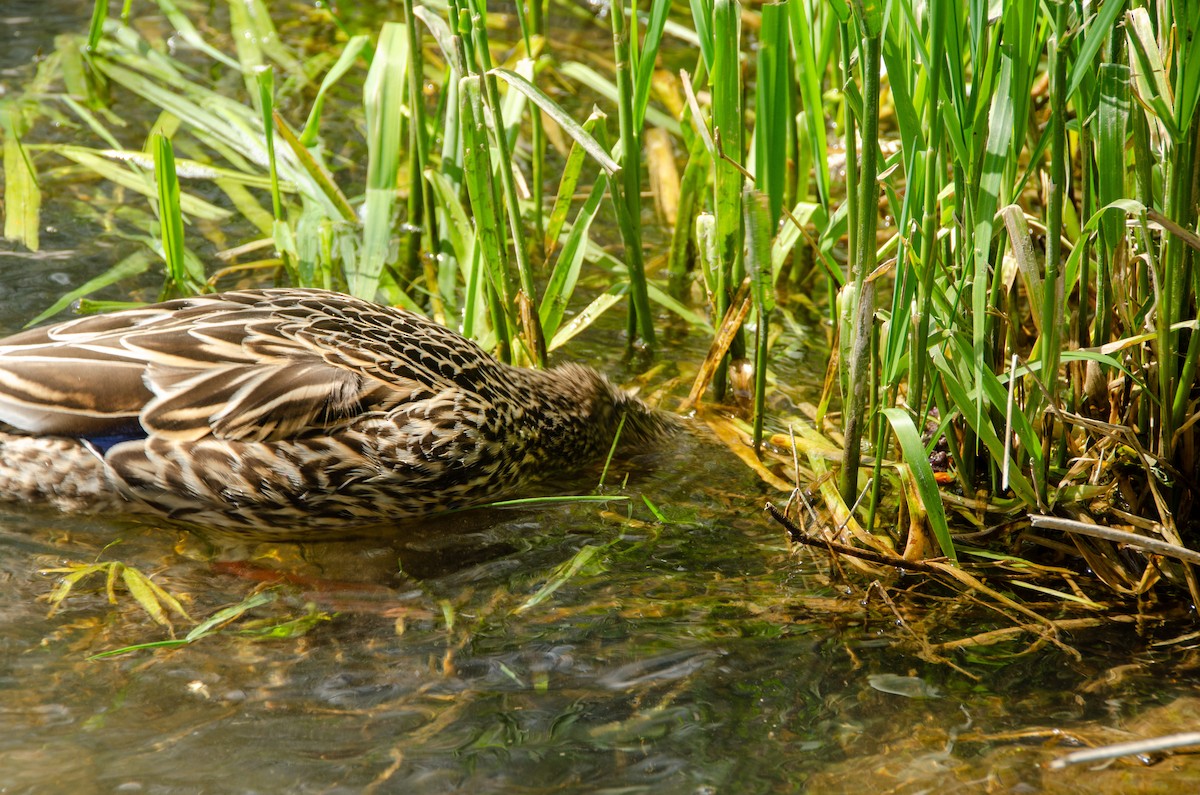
top-left (0, 289), bottom-right (676, 531)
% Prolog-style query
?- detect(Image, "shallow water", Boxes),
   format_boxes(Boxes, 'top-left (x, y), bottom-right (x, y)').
top-left (4, 5), bottom-right (1200, 794)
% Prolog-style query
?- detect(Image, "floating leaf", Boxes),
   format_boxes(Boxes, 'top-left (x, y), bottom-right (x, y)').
top-left (516, 544), bottom-right (606, 613)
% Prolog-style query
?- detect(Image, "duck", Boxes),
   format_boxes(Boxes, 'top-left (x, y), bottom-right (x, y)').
top-left (0, 288), bottom-right (679, 532)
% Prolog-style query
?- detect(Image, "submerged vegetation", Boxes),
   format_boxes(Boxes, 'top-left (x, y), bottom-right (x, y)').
top-left (3, 0), bottom-right (1200, 628)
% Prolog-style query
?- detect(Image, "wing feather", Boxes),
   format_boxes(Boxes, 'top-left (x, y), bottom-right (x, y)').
top-left (0, 289), bottom-right (480, 441)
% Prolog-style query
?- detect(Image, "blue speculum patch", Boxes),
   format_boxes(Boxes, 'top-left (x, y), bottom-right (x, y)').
top-left (81, 423), bottom-right (146, 453)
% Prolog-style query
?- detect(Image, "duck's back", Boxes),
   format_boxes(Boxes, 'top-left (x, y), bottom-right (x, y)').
top-left (0, 290), bottom-right (522, 528)
top-left (0, 289), bottom-right (503, 443)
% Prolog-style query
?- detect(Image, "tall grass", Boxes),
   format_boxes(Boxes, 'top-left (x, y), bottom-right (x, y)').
top-left (3, 0), bottom-right (1200, 600)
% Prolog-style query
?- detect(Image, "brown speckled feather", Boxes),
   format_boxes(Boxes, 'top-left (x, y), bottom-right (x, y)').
top-left (0, 289), bottom-right (679, 532)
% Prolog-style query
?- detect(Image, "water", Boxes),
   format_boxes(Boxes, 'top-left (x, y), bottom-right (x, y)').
top-left (3, 6), bottom-right (1200, 794)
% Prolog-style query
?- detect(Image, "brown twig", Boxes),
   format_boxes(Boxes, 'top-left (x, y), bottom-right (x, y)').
top-left (769, 502), bottom-right (1086, 659)
top-left (766, 502), bottom-right (945, 574)
top-left (928, 616), bottom-right (1125, 654)
top-left (1030, 515), bottom-right (1200, 566)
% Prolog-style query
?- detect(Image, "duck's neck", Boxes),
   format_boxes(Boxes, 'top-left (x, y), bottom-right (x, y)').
top-left (502, 363), bottom-right (677, 462)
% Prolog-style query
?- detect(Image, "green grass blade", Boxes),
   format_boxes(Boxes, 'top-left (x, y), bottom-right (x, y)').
top-left (540, 174), bottom-right (608, 340)
top-left (185, 591), bottom-right (278, 642)
top-left (708, 0), bottom-right (743, 396)
top-left (412, 6), bottom-right (457, 70)
top-left (58, 31), bottom-right (102, 109)
top-left (459, 74), bottom-right (515, 354)
top-left (229, 0), bottom-right (303, 76)
top-left (970, 51), bottom-right (1014, 419)
top-left (632, 0), bottom-right (671, 130)
top-left (745, 187), bottom-right (773, 451)
top-left (667, 135), bottom-right (712, 296)
top-left (1066, 0), bottom-right (1128, 100)
top-left (255, 68), bottom-right (284, 222)
top-left (227, 0), bottom-right (266, 77)
top-left (95, 21), bottom-right (195, 80)
top-left (1000, 205), bottom-right (1044, 332)
top-left (1179, 16), bottom-right (1200, 135)
top-left (59, 95), bottom-right (121, 149)
top-left (947, 331), bottom-right (1045, 477)
top-left (754, 1), bottom-right (790, 226)
top-left (515, 544), bottom-right (605, 613)
top-left (51, 144), bottom-right (279, 190)
top-left (1126, 8), bottom-right (1179, 141)
top-left (548, 288), bottom-right (624, 350)
top-left (153, 0), bottom-right (243, 70)
top-left (788, 1), bottom-right (830, 203)
top-left (557, 61), bottom-right (682, 135)
top-left (645, 281), bottom-right (709, 328)
top-left (1, 116), bottom-right (41, 251)
top-left (545, 110), bottom-right (604, 257)
top-left (490, 68), bottom-right (620, 175)
top-left (152, 132), bottom-right (202, 294)
top-left (879, 8), bottom-right (923, 157)
top-left (881, 407), bottom-right (955, 562)
top-left (51, 147), bottom-right (230, 222)
top-left (426, 165), bottom-right (476, 324)
top-left (711, 0), bottom-right (743, 268)
top-left (299, 35), bottom-right (370, 146)
top-left (426, 170), bottom-right (476, 283)
top-left (464, 0), bottom-right (545, 362)
top-left (1038, 4), bottom-right (1068, 439)
top-left (272, 111), bottom-right (356, 222)
top-left (86, 0), bottom-right (107, 51)
top-left (84, 57), bottom-right (341, 215)
top-left (770, 200), bottom-right (826, 282)
top-left (688, 0), bottom-right (715, 69)
top-left (88, 639), bottom-right (191, 659)
top-left (1097, 63), bottom-right (1130, 256)
top-left (497, 58), bottom-right (533, 145)
top-left (930, 347), bottom-right (1038, 506)
top-left (607, 0), bottom-right (655, 347)
top-left (351, 22), bottom-right (408, 300)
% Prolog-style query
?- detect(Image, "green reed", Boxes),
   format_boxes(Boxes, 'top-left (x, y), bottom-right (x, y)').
top-left (151, 131), bottom-right (196, 297)
top-left (709, 0), bottom-right (745, 397)
top-left (355, 23), bottom-right (408, 302)
top-left (838, 2), bottom-right (881, 509)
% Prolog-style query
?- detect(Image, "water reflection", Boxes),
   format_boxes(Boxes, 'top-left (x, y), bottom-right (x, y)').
top-left (1, 427), bottom-right (823, 793)
top-left (5, 419), bottom-right (1200, 792)
top-left (6, 412), bottom-right (1200, 793)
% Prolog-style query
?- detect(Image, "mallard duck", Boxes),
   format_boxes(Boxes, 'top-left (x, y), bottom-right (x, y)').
top-left (0, 288), bottom-right (678, 532)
